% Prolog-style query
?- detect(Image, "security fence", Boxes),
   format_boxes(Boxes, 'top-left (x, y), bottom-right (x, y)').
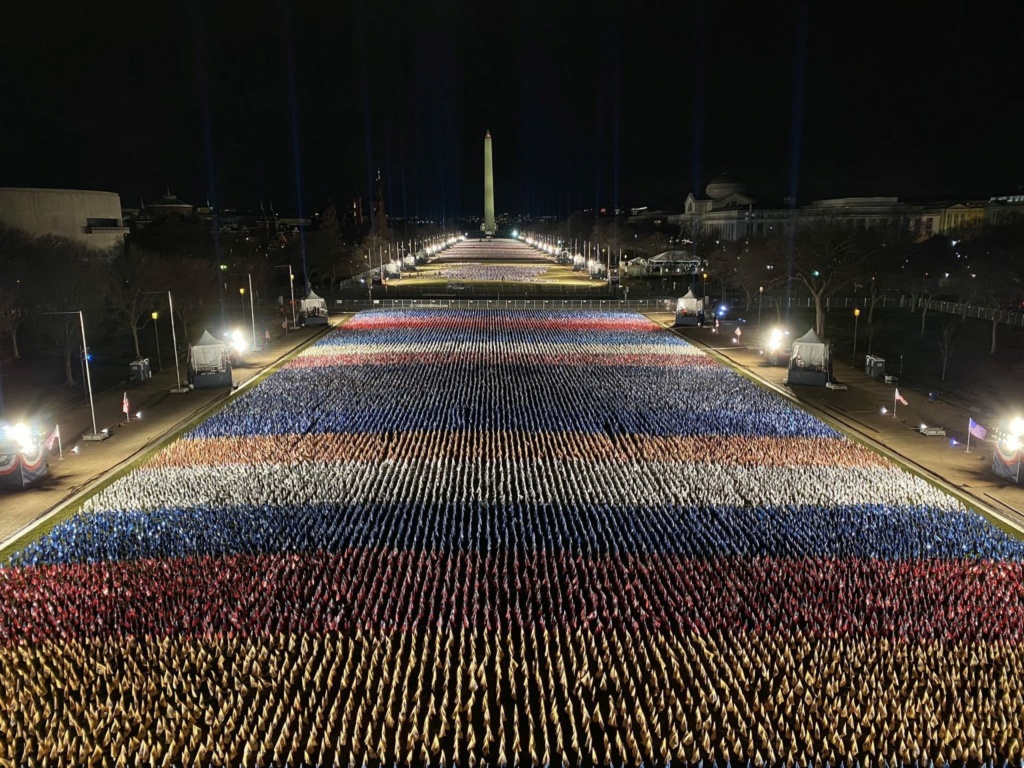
top-left (328, 298), bottom-right (677, 312)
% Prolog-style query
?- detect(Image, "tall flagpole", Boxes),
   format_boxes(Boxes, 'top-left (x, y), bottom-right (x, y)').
top-left (966, 421), bottom-right (971, 454)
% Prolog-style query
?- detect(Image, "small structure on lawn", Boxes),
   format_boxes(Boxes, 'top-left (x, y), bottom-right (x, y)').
top-left (299, 290), bottom-right (329, 326)
top-left (786, 328), bottom-right (831, 387)
top-left (188, 329), bottom-right (232, 389)
top-left (647, 251), bottom-right (703, 276)
top-left (674, 290), bottom-right (705, 327)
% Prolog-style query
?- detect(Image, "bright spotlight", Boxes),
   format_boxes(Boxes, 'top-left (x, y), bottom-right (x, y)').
top-left (1009, 417), bottom-right (1024, 438)
top-left (4, 423), bottom-right (34, 453)
top-left (230, 330), bottom-right (247, 353)
top-left (135, 411), bottom-right (143, 419)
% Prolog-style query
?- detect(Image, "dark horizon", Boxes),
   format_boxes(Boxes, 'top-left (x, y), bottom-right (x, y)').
top-left (2, 0), bottom-right (1022, 221)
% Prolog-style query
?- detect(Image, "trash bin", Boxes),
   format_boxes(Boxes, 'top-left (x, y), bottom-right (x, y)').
top-left (129, 358), bottom-right (151, 383)
top-left (864, 355), bottom-right (885, 379)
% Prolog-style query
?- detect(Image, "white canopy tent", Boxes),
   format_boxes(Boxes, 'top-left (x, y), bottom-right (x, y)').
top-left (790, 328), bottom-right (829, 370)
top-left (299, 290), bottom-right (328, 315)
top-left (676, 289), bottom-right (704, 315)
top-left (188, 330), bottom-right (229, 373)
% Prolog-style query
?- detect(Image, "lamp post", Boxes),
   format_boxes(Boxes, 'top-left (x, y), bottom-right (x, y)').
top-left (143, 290), bottom-right (185, 392)
top-left (151, 311), bottom-right (163, 372)
top-left (274, 264), bottom-right (297, 328)
top-left (238, 276), bottom-right (257, 350)
top-left (44, 311), bottom-right (103, 440)
top-left (852, 307), bottom-right (861, 367)
top-left (758, 285), bottom-right (764, 329)
top-left (248, 273), bottom-right (257, 349)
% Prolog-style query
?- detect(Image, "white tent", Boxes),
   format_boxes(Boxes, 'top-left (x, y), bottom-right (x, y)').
top-left (676, 289), bottom-right (704, 314)
top-left (790, 328), bottom-right (829, 369)
top-left (188, 330), bottom-right (229, 372)
top-left (299, 290), bottom-right (328, 314)
top-left (648, 251), bottom-right (703, 275)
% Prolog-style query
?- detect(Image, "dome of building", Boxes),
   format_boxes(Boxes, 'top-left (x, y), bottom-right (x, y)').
top-left (705, 173), bottom-right (746, 200)
top-left (147, 190), bottom-right (194, 219)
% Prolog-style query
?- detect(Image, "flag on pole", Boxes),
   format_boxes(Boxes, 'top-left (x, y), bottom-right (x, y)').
top-left (968, 418), bottom-right (987, 441)
top-left (895, 388), bottom-right (908, 406)
top-left (43, 425), bottom-right (60, 450)
top-left (123, 392), bottom-right (130, 417)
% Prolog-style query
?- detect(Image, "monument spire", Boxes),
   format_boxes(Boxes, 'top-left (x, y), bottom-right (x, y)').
top-left (483, 131), bottom-right (495, 236)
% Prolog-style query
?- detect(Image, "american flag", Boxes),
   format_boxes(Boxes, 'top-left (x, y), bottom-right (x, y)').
top-left (968, 418), bottom-right (987, 441)
top-left (43, 425), bottom-right (59, 450)
top-left (122, 392), bottom-right (129, 415)
top-left (895, 388), bottom-right (908, 406)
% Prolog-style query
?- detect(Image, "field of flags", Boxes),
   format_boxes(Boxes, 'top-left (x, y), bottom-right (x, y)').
top-left (1, 308), bottom-right (1023, 767)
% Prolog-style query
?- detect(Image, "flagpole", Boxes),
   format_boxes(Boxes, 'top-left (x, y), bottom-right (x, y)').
top-left (966, 421), bottom-right (971, 454)
top-left (57, 425), bottom-right (62, 460)
top-left (893, 389), bottom-right (897, 419)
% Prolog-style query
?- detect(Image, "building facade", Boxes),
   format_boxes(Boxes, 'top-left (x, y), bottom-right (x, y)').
top-left (642, 173), bottom-right (1012, 243)
top-left (0, 187), bottom-right (127, 250)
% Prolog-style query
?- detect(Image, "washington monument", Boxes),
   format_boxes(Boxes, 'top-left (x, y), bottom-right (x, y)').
top-left (483, 130), bottom-right (495, 235)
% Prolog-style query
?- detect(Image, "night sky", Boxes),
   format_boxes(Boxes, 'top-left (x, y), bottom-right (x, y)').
top-left (2, 0), bottom-right (1022, 221)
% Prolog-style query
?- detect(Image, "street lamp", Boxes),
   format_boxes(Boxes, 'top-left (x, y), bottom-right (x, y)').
top-left (852, 307), bottom-right (861, 367)
top-left (143, 290), bottom-right (186, 393)
top-left (151, 311), bottom-right (163, 372)
top-left (44, 311), bottom-right (105, 441)
top-left (758, 286), bottom-right (764, 329)
top-left (274, 265), bottom-right (298, 329)
top-left (236, 275), bottom-right (257, 350)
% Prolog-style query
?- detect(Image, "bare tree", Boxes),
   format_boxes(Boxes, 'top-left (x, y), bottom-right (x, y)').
top-left (979, 287), bottom-right (1016, 355)
top-left (792, 219), bottom-right (865, 338)
top-left (167, 258), bottom-right (218, 344)
top-left (0, 289), bottom-right (24, 359)
top-left (31, 238), bottom-right (110, 386)
top-left (934, 319), bottom-right (959, 381)
top-left (109, 245), bottom-right (164, 358)
top-left (917, 278), bottom-right (937, 337)
top-left (724, 237), bottom-right (785, 311)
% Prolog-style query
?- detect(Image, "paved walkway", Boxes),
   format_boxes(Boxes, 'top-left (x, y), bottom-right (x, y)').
top-left (0, 321), bottom-right (340, 551)
top-left (654, 314), bottom-right (1024, 534)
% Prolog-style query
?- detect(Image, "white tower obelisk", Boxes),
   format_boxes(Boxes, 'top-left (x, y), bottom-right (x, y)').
top-left (483, 130), bottom-right (495, 235)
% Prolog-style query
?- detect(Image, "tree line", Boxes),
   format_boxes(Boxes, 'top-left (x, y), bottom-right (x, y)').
top-left (527, 213), bottom-right (1024, 353)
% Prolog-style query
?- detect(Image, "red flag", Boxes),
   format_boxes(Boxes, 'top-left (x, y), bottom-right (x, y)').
top-left (122, 392), bottom-right (129, 415)
top-left (895, 388), bottom-right (908, 406)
